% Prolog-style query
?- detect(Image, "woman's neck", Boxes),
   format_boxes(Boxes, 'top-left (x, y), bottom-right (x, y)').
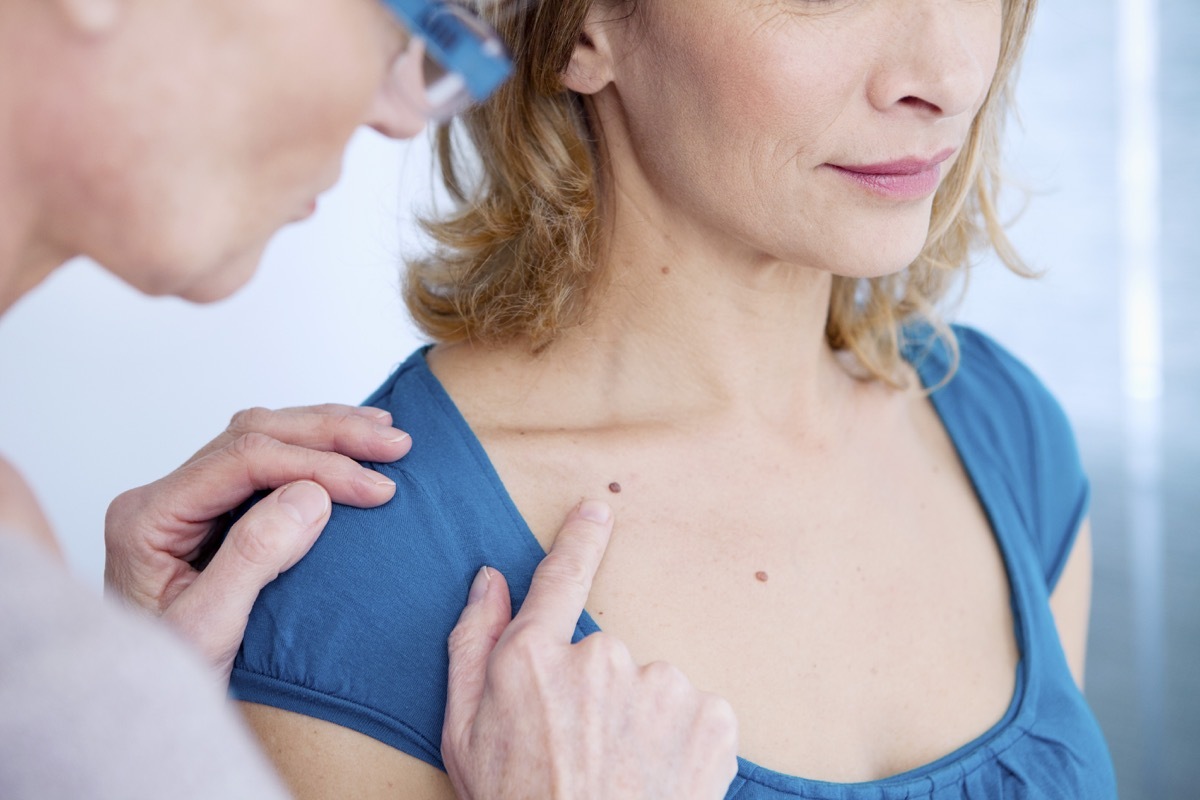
top-left (569, 201), bottom-right (846, 426)
top-left (434, 184), bottom-right (859, 439)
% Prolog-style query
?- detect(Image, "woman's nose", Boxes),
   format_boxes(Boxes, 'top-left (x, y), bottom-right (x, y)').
top-left (866, 0), bottom-right (998, 120)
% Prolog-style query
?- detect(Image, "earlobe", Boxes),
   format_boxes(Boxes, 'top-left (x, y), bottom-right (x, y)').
top-left (561, 21), bottom-right (616, 95)
top-left (55, 0), bottom-right (123, 36)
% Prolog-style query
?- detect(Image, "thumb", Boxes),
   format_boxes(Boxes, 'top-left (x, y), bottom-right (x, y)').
top-left (164, 480), bottom-right (331, 680)
top-left (443, 567), bottom-right (512, 751)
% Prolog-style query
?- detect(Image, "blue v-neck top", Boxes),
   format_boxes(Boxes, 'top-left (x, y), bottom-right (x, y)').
top-left (232, 325), bottom-right (1117, 799)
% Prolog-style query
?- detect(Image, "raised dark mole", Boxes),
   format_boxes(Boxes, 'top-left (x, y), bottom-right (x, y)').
top-left (755, 571), bottom-right (769, 583)
top-left (608, 482), bottom-right (622, 493)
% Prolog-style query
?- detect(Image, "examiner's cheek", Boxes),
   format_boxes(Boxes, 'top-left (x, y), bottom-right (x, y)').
top-left (179, 244), bottom-right (270, 304)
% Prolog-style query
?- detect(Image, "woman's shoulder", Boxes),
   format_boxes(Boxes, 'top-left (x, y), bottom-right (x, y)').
top-left (232, 347), bottom-right (545, 770)
top-left (944, 324), bottom-right (1081, 476)
top-left (908, 324), bottom-right (1089, 590)
top-left (905, 323), bottom-right (1079, 460)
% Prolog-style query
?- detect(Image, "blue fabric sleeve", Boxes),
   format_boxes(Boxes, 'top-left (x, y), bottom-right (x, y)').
top-left (230, 467), bottom-right (463, 769)
top-left (229, 353), bottom-right (552, 772)
top-left (950, 326), bottom-right (1090, 592)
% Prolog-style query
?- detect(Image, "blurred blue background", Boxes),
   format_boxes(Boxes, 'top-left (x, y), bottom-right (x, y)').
top-left (0, 0), bottom-right (1194, 797)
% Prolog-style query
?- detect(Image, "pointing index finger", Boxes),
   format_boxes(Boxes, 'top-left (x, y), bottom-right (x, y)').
top-left (511, 500), bottom-right (613, 642)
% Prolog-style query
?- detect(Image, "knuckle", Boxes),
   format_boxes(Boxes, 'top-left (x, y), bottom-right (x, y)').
top-left (536, 554), bottom-right (594, 599)
top-left (310, 402), bottom-right (351, 417)
top-left (103, 486), bottom-right (156, 551)
top-left (229, 525), bottom-right (282, 570)
top-left (446, 621), bottom-right (472, 656)
top-left (498, 626), bottom-right (544, 668)
top-left (104, 486), bottom-right (142, 525)
top-left (643, 660), bottom-right (696, 707)
top-left (578, 632), bottom-right (632, 671)
top-left (227, 509), bottom-right (299, 571)
top-left (699, 693), bottom-right (740, 745)
top-left (227, 406), bottom-right (272, 435)
top-left (642, 658), bottom-right (686, 687)
top-left (228, 431), bottom-right (276, 459)
top-left (490, 626), bottom-right (560, 686)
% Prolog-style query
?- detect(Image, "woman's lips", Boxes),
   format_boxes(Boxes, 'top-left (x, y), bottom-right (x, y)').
top-left (827, 148), bottom-right (956, 201)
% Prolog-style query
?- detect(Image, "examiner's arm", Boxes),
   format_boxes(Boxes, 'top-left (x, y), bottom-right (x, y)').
top-left (0, 536), bottom-right (293, 799)
top-left (241, 502), bottom-right (741, 800)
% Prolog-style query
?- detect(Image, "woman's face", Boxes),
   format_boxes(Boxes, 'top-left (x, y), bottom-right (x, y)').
top-left (60, 0), bottom-right (426, 301)
top-left (585, 0), bottom-right (1004, 279)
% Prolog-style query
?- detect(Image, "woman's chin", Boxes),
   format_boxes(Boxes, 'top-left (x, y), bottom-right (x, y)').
top-left (834, 229), bottom-right (934, 281)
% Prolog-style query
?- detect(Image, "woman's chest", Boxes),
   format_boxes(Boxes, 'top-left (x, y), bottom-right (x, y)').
top-left (484, 428), bottom-right (1021, 782)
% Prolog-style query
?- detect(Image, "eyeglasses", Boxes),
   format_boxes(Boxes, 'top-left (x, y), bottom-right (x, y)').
top-left (381, 0), bottom-right (514, 121)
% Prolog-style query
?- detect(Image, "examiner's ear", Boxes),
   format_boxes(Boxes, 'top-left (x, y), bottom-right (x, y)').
top-left (561, 14), bottom-right (617, 95)
top-left (55, 0), bottom-right (123, 36)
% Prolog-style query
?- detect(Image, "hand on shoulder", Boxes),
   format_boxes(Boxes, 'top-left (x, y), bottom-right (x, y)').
top-left (103, 403), bottom-right (411, 680)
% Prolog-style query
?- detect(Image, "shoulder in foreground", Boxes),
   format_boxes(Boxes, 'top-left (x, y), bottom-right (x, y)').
top-left (233, 346), bottom-right (545, 772)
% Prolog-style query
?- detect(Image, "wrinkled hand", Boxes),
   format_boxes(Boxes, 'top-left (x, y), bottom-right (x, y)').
top-left (104, 404), bottom-right (411, 680)
top-left (443, 500), bottom-right (740, 800)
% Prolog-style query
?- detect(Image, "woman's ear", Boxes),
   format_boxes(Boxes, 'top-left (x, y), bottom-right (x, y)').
top-left (561, 11), bottom-right (618, 95)
top-left (54, 0), bottom-right (123, 36)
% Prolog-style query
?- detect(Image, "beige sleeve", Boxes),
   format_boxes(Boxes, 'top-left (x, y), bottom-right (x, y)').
top-left (0, 534), bottom-right (291, 800)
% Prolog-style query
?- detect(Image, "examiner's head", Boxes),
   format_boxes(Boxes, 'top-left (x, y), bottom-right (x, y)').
top-left (1, 0), bottom-right (511, 306)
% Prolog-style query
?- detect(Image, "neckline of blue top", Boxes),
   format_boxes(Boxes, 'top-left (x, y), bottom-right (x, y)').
top-left (413, 327), bottom-right (1039, 796)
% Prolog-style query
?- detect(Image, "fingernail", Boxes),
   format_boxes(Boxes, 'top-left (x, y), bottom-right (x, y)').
top-left (364, 407), bottom-right (392, 422)
top-left (577, 499), bottom-right (612, 524)
top-left (374, 424), bottom-right (410, 444)
top-left (278, 482), bottom-right (330, 526)
top-left (358, 468), bottom-right (396, 490)
top-left (468, 566), bottom-right (491, 605)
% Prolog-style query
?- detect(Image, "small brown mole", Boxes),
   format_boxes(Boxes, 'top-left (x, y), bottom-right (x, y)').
top-left (755, 571), bottom-right (769, 583)
top-left (608, 482), bottom-right (622, 494)
top-left (661, 266), bottom-right (670, 275)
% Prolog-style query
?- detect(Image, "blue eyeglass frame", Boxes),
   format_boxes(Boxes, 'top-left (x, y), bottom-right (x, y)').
top-left (381, 0), bottom-right (514, 104)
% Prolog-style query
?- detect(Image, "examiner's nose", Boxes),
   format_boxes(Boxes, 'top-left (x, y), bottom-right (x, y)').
top-left (365, 46), bottom-right (430, 139)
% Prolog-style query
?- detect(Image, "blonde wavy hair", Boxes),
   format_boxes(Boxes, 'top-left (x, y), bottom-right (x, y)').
top-left (407, 0), bottom-right (1038, 384)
